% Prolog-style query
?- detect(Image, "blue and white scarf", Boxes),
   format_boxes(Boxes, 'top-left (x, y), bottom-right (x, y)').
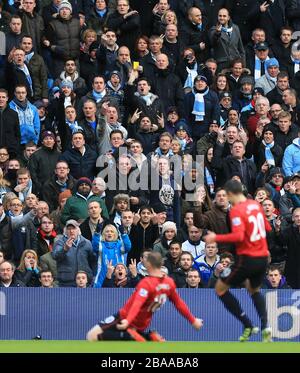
top-left (263, 140), bottom-right (275, 167)
top-left (221, 25), bottom-right (233, 37)
top-left (17, 64), bottom-right (33, 96)
top-left (192, 87), bottom-right (209, 122)
top-left (291, 55), bottom-right (300, 74)
top-left (184, 65), bottom-right (198, 89)
top-left (140, 93), bottom-right (153, 106)
top-left (25, 52), bottom-right (34, 64)
top-left (92, 89), bottom-right (106, 103)
top-left (254, 56), bottom-right (269, 81)
top-left (265, 68), bottom-right (277, 84)
top-left (205, 167), bottom-right (214, 187)
top-left (66, 120), bottom-right (82, 133)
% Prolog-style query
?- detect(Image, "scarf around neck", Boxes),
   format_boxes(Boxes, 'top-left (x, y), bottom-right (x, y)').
top-left (262, 140), bottom-right (275, 167)
top-left (192, 87), bottom-right (209, 121)
top-left (93, 89), bottom-right (106, 103)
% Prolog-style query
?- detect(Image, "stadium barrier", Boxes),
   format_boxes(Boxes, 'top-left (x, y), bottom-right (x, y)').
top-left (0, 288), bottom-right (299, 341)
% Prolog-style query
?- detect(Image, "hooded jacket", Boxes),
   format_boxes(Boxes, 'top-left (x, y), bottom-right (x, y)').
top-left (9, 99), bottom-right (40, 144)
top-left (282, 138), bottom-right (300, 176)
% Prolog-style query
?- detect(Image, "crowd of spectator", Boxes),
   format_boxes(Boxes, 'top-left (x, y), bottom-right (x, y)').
top-left (0, 0), bottom-right (300, 290)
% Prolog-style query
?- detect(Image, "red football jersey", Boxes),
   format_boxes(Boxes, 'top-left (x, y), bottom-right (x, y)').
top-left (216, 199), bottom-right (271, 257)
top-left (119, 275), bottom-right (196, 331)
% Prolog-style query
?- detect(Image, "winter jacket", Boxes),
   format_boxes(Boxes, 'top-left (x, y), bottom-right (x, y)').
top-left (275, 224), bottom-right (300, 289)
top-left (0, 278), bottom-right (25, 287)
top-left (124, 84), bottom-right (165, 125)
top-left (58, 145), bottom-right (98, 180)
top-left (96, 116), bottom-right (128, 155)
top-left (28, 53), bottom-right (48, 100)
top-left (42, 174), bottom-right (77, 212)
top-left (181, 239), bottom-right (206, 258)
top-left (19, 10), bottom-right (44, 54)
top-left (179, 19), bottom-right (210, 63)
top-left (61, 193), bottom-right (109, 225)
top-left (86, 7), bottom-right (111, 36)
top-left (184, 89), bottom-right (220, 138)
top-left (282, 138), bottom-right (300, 176)
top-left (52, 234), bottom-right (96, 287)
top-left (164, 252), bottom-right (181, 276)
top-left (253, 137), bottom-right (283, 169)
top-left (266, 217), bottom-right (287, 264)
top-left (255, 75), bottom-right (276, 95)
top-left (170, 268), bottom-right (188, 288)
top-left (6, 62), bottom-right (34, 101)
top-left (274, 124), bottom-right (299, 151)
top-left (0, 105), bottom-right (20, 157)
top-left (262, 275), bottom-right (291, 289)
top-left (102, 274), bottom-right (139, 288)
top-left (9, 99), bottom-right (40, 144)
top-left (53, 71), bottom-right (87, 99)
top-left (127, 123), bottom-right (160, 155)
top-left (92, 233), bottom-right (131, 288)
top-left (28, 146), bottom-right (60, 194)
top-left (193, 204), bottom-right (233, 253)
top-left (127, 222), bottom-right (159, 264)
top-left (0, 214), bottom-right (13, 259)
top-left (14, 268), bottom-right (40, 287)
top-left (193, 254), bottom-right (220, 285)
top-left (79, 217), bottom-right (110, 242)
top-left (209, 22), bottom-right (245, 64)
top-left (106, 10), bottom-right (140, 52)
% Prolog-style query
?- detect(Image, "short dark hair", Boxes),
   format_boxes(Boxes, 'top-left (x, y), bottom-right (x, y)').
top-left (169, 239), bottom-right (182, 248)
top-left (0, 88), bottom-right (8, 96)
top-left (39, 269), bottom-right (53, 277)
top-left (220, 252), bottom-right (234, 262)
top-left (110, 129), bottom-right (124, 139)
top-left (25, 141), bottom-right (37, 148)
top-left (224, 180), bottom-right (244, 195)
top-left (267, 265), bottom-right (282, 275)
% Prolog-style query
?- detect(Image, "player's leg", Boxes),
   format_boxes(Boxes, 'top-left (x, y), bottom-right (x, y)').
top-left (215, 278), bottom-right (253, 330)
top-left (247, 259), bottom-right (271, 342)
top-left (86, 324), bottom-right (104, 341)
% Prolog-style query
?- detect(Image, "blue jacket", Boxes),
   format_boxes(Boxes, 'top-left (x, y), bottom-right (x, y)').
top-left (93, 233), bottom-right (131, 288)
top-left (282, 138), bottom-right (300, 176)
top-left (193, 254), bottom-right (220, 286)
top-left (9, 99), bottom-right (40, 144)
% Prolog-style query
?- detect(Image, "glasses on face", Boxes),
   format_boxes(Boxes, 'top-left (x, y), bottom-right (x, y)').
top-left (273, 175), bottom-right (283, 178)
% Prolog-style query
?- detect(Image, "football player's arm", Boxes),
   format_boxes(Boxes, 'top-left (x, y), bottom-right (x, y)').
top-left (169, 285), bottom-right (196, 324)
top-left (215, 211), bottom-right (245, 243)
top-left (124, 287), bottom-right (149, 325)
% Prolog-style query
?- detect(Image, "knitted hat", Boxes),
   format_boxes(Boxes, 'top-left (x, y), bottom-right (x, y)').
top-left (109, 70), bottom-right (122, 80)
top-left (252, 87), bottom-right (264, 96)
top-left (41, 130), bottom-right (56, 141)
top-left (194, 75), bottom-right (207, 84)
top-left (77, 177), bottom-right (92, 189)
top-left (175, 120), bottom-right (190, 136)
top-left (262, 125), bottom-right (275, 137)
top-left (240, 75), bottom-right (255, 86)
top-left (265, 58), bottom-right (279, 69)
top-left (58, 189), bottom-right (72, 204)
top-left (34, 100), bottom-right (46, 109)
top-left (162, 221), bottom-right (177, 235)
top-left (152, 203), bottom-right (167, 214)
top-left (58, 1), bottom-right (72, 12)
top-left (60, 79), bottom-right (73, 90)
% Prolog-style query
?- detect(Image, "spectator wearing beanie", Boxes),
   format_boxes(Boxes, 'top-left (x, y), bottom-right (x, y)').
top-left (44, 1), bottom-right (81, 78)
top-left (50, 189), bottom-right (72, 234)
top-left (255, 58), bottom-right (280, 95)
top-left (43, 160), bottom-right (76, 212)
top-left (153, 221), bottom-right (178, 259)
top-left (253, 124), bottom-right (283, 170)
top-left (61, 177), bottom-right (109, 225)
top-left (28, 131), bottom-right (60, 197)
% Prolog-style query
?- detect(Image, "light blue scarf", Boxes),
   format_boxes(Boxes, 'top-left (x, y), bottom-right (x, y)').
top-left (66, 120), bottom-right (82, 133)
top-left (96, 9), bottom-right (107, 18)
top-left (254, 56), bottom-right (264, 81)
top-left (192, 87), bottom-right (209, 122)
top-left (25, 52), bottom-right (34, 64)
top-left (263, 140), bottom-right (275, 167)
top-left (221, 25), bottom-right (233, 37)
top-left (92, 89), bottom-right (106, 103)
top-left (140, 93), bottom-right (153, 106)
top-left (265, 69), bottom-right (277, 84)
top-left (17, 64), bottom-right (33, 96)
top-left (184, 64), bottom-right (198, 89)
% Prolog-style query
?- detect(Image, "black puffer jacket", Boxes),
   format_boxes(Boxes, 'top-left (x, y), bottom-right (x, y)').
top-left (28, 53), bottom-right (48, 101)
top-left (0, 106), bottom-right (20, 157)
top-left (28, 146), bottom-right (60, 195)
top-left (0, 215), bottom-right (13, 260)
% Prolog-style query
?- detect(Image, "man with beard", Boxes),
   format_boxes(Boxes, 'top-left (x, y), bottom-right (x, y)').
top-left (171, 251), bottom-right (194, 288)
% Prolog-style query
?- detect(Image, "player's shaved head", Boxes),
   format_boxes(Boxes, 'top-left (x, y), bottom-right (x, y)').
top-left (146, 252), bottom-right (163, 269)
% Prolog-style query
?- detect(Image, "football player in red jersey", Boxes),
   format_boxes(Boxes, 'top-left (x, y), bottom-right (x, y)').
top-left (204, 180), bottom-right (272, 342)
top-left (86, 252), bottom-right (203, 342)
